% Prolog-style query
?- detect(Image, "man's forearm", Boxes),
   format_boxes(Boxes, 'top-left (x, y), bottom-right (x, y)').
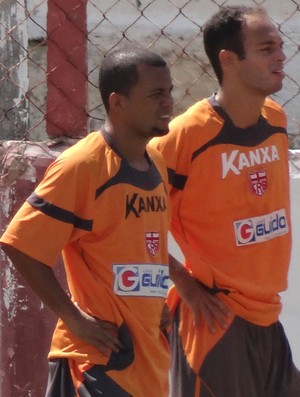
top-left (1, 244), bottom-right (79, 327)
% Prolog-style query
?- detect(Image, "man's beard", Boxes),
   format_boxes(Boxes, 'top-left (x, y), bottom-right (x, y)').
top-left (151, 127), bottom-right (169, 137)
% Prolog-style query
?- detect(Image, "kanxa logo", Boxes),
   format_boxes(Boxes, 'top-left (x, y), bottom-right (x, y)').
top-left (221, 145), bottom-right (280, 178)
top-left (125, 193), bottom-right (167, 218)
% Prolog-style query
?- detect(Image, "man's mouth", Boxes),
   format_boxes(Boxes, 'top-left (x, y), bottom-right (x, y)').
top-left (159, 114), bottom-right (172, 120)
top-left (272, 67), bottom-right (284, 75)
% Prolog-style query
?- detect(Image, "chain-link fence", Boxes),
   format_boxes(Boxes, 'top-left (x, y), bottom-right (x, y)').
top-left (1, 0), bottom-right (300, 146)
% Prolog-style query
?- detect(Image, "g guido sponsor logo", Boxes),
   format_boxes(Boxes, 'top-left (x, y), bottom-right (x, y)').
top-left (234, 209), bottom-right (288, 246)
top-left (113, 264), bottom-right (169, 297)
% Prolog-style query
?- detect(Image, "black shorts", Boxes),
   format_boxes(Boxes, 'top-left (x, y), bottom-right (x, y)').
top-left (170, 306), bottom-right (300, 397)
top-left (44, 359), bottom-right (132, 397)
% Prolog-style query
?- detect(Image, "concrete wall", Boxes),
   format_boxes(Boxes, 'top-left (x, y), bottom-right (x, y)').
top-left (0, 139), bottom-right (74, 396)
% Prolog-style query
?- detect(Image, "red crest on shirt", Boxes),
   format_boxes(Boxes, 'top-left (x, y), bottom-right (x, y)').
top-left (145, 232), bottom-right (159, 256)
top-left (249, 170), bottom-right (268, 196)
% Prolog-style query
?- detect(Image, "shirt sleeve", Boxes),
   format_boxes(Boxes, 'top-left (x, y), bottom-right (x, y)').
top-left (0, 153), bottom-right (94, 267)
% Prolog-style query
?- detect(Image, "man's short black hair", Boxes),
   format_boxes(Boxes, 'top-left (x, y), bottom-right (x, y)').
top-left (99, 46), bottom-right (167, 112)
top-left (203, 6), bottom-right (267, 84)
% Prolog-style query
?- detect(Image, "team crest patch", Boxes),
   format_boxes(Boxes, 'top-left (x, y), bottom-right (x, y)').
top-left (145, 232), bottom-right (159, 255)
top-left (249, 170), bottom-right (268, 196)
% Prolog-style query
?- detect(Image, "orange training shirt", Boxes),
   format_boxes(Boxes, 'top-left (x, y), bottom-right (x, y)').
top-left (1, 130), bottom-right (171, 397)
top-left (151, 95), bottom-right (291, 327)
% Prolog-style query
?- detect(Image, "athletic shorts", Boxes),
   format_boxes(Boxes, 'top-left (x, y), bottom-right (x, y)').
top-left (169, 305), bottom-right (300, 397)
top-left (44, 358), bottom-right (132, 397)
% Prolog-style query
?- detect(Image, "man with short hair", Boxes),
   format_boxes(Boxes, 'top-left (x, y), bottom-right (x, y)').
top-left (1, 47), bottom-right (173, 396)
top-left (152, 6), bottom-right (300, 397)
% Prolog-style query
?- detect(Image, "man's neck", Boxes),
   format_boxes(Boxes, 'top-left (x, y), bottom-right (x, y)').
top-left (103, 122), bottom-right (150, 171)
top-left (215, 89), bottom-right (266, 129)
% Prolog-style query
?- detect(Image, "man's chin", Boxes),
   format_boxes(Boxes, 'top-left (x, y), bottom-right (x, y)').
top-left (151, 127), bottom-right (169, 138)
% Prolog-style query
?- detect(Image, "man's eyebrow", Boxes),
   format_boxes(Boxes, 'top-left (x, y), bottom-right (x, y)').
top-left (149, 86), bottom-right (173, 93)
top-left (257, 39), bottom-right (284, 46)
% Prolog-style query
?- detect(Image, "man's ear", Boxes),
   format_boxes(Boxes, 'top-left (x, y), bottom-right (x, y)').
top-left (219, 49), bottom-right (239, 71)
top-left (109, 92), bottom-right (126, 113)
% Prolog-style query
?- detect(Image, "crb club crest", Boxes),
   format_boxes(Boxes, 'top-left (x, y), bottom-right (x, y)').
top-left (145, 232), bottom-right (159, 256)
top-left (249, 170), bottom-right (268, 196)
